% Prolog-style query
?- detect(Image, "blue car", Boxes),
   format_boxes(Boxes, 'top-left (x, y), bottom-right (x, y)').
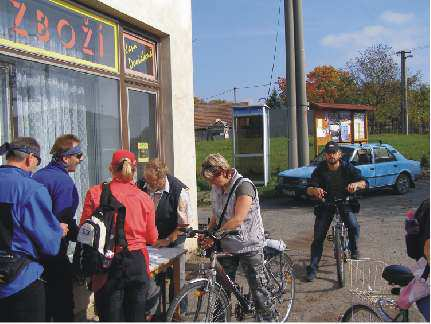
top-left (276, 143), bottom-right (422, 199)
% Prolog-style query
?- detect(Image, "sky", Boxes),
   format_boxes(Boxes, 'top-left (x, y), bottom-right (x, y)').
top-left (192, 0), bottom-right (430, 105)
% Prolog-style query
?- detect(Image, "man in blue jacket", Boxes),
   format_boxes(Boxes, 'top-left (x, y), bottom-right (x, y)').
top-left (0, 137), bottom-right (65, 322)
top-left (33, 134), bottom-right (84, 321)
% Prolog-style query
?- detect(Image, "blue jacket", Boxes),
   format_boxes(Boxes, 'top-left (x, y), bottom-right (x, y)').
top-left (33, 161), bottom-right (80, 254)
top-left (0, 166), bottom-right (62, 298)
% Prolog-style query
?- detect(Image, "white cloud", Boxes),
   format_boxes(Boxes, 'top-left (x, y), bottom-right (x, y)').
top-left (321, 25), bottom-right (392, 48)
top-left (380, 11), bottom-right (414, 24)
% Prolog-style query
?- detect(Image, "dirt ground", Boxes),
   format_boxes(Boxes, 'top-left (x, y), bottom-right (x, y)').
top-left (195, 178), bottom-right (430, 322)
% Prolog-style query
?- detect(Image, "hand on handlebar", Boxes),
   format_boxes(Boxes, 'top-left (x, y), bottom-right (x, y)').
top-left (346, 182), bottom-right (359, 193)
top-left (198, 234), bottom-right (214, 250)
top-left (312, 187), bottom-right (326, 200)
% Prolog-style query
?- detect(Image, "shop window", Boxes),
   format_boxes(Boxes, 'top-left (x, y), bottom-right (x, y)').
top-left (127, 88), bottom-right (157, 179)
top-left (1, 55), bottom-right (121, 212)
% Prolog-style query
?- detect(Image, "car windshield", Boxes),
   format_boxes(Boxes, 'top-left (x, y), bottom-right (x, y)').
top-left (311, 147), bottom-right (355, 165)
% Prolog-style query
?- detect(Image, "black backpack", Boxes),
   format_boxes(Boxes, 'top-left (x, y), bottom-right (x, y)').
top-left (405, 199), bottom-right (430, 261)
top-left (73, 183), bottom-right (127, 277)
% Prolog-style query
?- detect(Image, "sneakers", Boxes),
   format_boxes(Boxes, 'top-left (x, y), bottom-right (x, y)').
top-left (306, 265), bottom-right (317, 282)
top-left (351, 251), bottom-right (361, 260)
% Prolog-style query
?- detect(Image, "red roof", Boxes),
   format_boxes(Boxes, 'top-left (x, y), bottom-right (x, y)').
top-left (310, 102), bottom-right (375, 111)
top-left (194, 102), bottom-right (248, 129)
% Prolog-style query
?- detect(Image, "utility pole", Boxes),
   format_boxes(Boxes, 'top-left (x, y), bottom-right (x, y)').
top-left (293, 0), bottom-right (309, 166)
top-left (233, 87), bottom-right (238, 103)
top-left (284, 0), bottom-right (298, 169)
top-left (396, 50), bottom-right (412, 134)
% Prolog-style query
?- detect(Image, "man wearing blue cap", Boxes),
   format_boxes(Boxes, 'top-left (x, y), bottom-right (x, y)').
top-left (0, 137), bottom-right (65, 321)
top-left (305, 141), bottom-right (367, 282)
top-left (33, 134), bottom-right (84, 321)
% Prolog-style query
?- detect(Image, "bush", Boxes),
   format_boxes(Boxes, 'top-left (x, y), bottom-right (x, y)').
top-left (420, 154), bottom-right (429, 168)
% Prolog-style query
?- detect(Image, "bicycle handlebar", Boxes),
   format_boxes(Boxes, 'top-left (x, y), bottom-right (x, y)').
top-left (178, 227), bottom-right (239, 241)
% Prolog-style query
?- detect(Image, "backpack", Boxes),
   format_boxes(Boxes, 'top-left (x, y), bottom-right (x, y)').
top-left (73, 183), bottom-right (127, 277)
top-left (405, 199), bottom-right (430, 261)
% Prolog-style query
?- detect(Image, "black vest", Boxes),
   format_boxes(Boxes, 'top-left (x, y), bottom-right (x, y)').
top-left (137, 174), bottom-right (187, 239)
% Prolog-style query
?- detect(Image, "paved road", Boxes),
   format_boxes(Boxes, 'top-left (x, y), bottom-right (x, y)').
top-left (197, 178), bottom-right (429, 322)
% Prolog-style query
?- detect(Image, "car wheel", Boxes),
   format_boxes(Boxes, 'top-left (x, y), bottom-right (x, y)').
top-left (393, 173), bottom-right (410, 195)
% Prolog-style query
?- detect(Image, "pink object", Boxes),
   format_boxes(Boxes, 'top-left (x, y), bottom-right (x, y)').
top-left (406, 210), bottom-right (415, 220)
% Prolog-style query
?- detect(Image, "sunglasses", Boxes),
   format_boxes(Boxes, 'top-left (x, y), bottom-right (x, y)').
top-left (30, 153), bottom-right (41, 166)
top-left (202, 167), bottom-right (223, 180)
top-left (73, 153), bottom-right (83, 159)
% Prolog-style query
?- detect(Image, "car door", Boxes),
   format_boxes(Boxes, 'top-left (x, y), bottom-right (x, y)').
top-left (351, 148), bottom-right (375, 188)
top-left (373, 146), bottom-right (398, 187)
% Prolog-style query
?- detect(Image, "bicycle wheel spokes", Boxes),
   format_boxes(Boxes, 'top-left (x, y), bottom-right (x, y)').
top-left (265, 252), bottom-right (295, 322)
top-left (166, 281), bottom-right (231, 322)
top-left (342, 304), bottom-right (383, 322)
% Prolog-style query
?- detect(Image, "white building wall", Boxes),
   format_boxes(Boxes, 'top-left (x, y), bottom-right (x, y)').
top-left (98, 0), bottom-right (198, 233)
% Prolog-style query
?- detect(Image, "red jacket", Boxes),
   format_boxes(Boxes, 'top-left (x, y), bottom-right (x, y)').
top-left (80, 178), bottom-right (158, 290)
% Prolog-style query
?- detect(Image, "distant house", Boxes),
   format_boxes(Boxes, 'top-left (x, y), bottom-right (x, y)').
top-left (194, 102), bottom-right (248, 140)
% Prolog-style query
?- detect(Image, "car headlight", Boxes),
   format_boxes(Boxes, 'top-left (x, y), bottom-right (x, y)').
top-left (299, 178), bottom-right (308, 185)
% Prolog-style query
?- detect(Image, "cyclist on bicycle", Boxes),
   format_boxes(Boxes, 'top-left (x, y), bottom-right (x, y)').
top-left (305, 141), bottom-right (367, 282)
top-left (200, 153), bottom-right (274, 321)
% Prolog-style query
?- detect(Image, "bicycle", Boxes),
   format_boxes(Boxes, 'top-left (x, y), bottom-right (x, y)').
top-left (165, 228), bottom-right (295, 322)
top-left (323, 196), bottom-right (352, 288)
top-left (341, 258), bottom-right (415, 322)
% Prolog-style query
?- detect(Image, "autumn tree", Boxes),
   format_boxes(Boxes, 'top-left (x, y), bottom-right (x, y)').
top-left (277, 65), bottom-right (358, 104)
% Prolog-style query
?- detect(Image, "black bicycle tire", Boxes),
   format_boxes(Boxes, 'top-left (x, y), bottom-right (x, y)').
top-left (334, 226), bottom-right (345, 288)
top-left (341, 304), bottom-right (383, 322)
top-left (165, 280), bottom-right (231, 322)
top-left (265, 251), bottom-right (296, 322)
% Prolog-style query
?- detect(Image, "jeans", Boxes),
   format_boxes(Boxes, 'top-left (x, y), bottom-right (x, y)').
top-left (309, 208), bottom-right (360, 269)
top-left (416, 295), bottom-right (430, 321)
top-left (0, 279), bottom-right (45, 322)
top-left (43, 255), bottom-right (74, 321)
top-left (218, 249), bottom-right (273, 320)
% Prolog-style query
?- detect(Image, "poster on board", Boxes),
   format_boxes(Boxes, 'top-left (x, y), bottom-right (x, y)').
top-left (137, 142), bottom-right (149, 163)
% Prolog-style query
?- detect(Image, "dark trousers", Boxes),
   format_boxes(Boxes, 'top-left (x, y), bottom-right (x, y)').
top-left (309, 208), bottom-right (360, 269)
top-left (0, 279), bottom-right (45, 322)
top-left (94, 250), bottom-right (150, 322)
top-left (218, 250), bottom-right (272, 317)
top-left (43, 256), bottom-right (74, 321)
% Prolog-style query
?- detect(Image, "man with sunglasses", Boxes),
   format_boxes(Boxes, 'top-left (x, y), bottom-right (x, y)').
top-left (0, 137), bottom-right (65, 321)
top-left (33, 134), bottom-right (84, 321)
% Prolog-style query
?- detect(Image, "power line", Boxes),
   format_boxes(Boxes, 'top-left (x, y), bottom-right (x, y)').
top-left (266, 0), bottom-right (282, 99)
top-left (203, 83), bottom-right (270, 102)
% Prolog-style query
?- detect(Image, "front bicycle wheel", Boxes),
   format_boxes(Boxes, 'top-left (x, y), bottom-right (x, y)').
top-left (166, 280), bottom-right (231, 322)
top-left (333, 226), bottom-right (345, 288)
top-left (341, 304), bottom-right (383, 322)
top-left (265, 251), bottom-right (296, 322)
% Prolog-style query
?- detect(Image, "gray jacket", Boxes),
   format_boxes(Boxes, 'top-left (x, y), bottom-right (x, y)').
top-left (210, 169), bottom-right (265, 254)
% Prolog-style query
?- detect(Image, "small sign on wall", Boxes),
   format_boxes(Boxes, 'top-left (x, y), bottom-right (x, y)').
top-left (137, 142), bottom-right (149, 163)
top-left (123, 32), bottom-right (156, 79)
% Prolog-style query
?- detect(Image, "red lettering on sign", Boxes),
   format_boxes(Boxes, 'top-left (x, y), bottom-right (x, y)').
top-left (97, 24), bottom-right (104, 58)
top-left (36, 9), bottom-right (50, 42)
top-left (81, 18), bottom-right (94, 56)
top-left (10, 0), bottom-right (28, 37)
top-left (57, 19), bottom-right (76, 49)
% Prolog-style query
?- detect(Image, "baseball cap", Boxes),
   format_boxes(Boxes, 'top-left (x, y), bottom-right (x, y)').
top-left (324, 141), bottom-right (340, 154)
top-left (111, 149), bottom-right (137, 166)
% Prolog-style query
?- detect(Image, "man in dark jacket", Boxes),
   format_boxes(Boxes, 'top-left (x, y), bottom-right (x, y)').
top-left (0, 137), bottom-right (64, 321)
top-left (33, 134), bottom-right (84, 321)
top-left (305, 141), bottom-right (367, 282)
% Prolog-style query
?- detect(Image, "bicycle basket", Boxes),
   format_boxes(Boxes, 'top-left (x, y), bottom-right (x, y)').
top-left (346, 259), bottom-right (395, 305)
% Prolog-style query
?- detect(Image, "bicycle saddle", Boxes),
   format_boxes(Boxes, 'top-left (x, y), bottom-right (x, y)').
top-left (382, 265), bottom-right (414, 287)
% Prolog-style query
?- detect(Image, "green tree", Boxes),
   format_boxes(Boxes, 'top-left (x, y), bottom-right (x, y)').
top-left (266, 88), bottom-right (283, 109)
top-left (409, 84), bottom-right (430, 134)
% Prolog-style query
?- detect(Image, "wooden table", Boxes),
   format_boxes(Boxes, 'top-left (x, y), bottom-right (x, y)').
top-left (148, 246), bottom-right (187, 315)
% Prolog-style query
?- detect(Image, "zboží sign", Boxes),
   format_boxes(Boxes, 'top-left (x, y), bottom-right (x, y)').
top-left (123, 32), bottom-right (156, 79)
top-left (0, 0), bottom-right (118, 72)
